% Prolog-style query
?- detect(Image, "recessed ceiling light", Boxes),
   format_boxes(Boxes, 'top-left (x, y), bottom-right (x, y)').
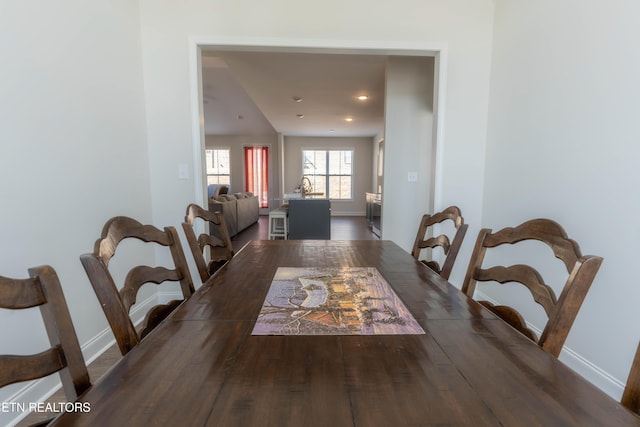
top-left (296, 114), bottom-right (304, 119)
top-left (236, 115), bottom-right (244, 120)
top-left (357, 95), bottom-right (369, 101)
top-left (292, 96), bottom-right (303, 103)
top-left (345, 117), bottom-right (353, 122)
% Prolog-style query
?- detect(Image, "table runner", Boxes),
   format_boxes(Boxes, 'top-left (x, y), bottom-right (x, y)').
top-left (252, 267), bottom-right (425, 335)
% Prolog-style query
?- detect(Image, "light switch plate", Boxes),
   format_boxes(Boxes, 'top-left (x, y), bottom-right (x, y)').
top-left (407, 171), bottom-right (418, 182)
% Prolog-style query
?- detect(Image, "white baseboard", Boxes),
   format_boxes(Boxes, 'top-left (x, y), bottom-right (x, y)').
top-left (330, 211), bottom-right (365, 216)
top-left (156, 290), bottom-right (184, 304)
top-left (4, 293), bottom-right (158, 427)
top-left (559, 345), bottom-right (625, 400)
top-left (474, 290), bottom-right (624, 400)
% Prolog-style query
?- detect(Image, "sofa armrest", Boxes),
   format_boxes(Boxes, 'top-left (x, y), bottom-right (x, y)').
top-left (208, 198), bottom-right (238, 237)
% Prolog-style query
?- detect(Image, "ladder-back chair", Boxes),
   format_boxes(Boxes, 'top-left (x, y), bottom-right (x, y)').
top-left (0, 265), bottom-right (91, 408)
top-left (411, 206), bottom-right (468, 280)
top-left (182, 203), bottom-right (234, 283)
top-left (80, 216), bottom-right (194, 356)
top-left (461, 218), bottom-right (602, 357)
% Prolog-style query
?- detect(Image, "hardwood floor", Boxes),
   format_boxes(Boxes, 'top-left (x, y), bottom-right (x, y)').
top-left (16, 215), bottom-right (377, 426)
top-left (230, 215), bottom-right (378, 252)
top-left (331, 216), bottom-right (380, 240)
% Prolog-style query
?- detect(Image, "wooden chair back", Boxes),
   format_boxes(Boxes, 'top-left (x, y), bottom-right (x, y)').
top-left (182, 203), bottom-right (234, 283)
top-left (622, 342), bottom-right (640, 414)
top-left (80, 216), bottom-right (194, 356)
top-left (461, 218), bottom-right (602, 357)
top-left (0, 265), bottom-right (91, 401)
top-left (411, 206), bottom-right (468, 280)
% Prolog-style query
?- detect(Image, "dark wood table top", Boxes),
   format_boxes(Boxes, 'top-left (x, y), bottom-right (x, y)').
top-left (53, 240), bottom-right (639, 426)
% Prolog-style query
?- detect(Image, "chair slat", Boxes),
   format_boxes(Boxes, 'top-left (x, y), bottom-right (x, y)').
top-left (0, 348), bottom-right (64, 387)
top-left (476, 265), bottom-right (557, 317)
top-left (95, 216), bottom-right (174, 261)
top-left (483, 218), bottom-right (582, 272)
top-left (121, 266), bottom-right (182, 312)
top-left (416, 234), bottom-right (451, 252)
top-left (0, 277), bottom-right (46, 309)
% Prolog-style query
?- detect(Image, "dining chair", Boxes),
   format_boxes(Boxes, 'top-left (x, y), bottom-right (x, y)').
top-left (622, 341), bottom-right (640, 414)
top-left (80, 216), bottom-right (195, 356)
top-left (0, 265), bottom-right (91, 408)
top-left (182, 203), bottom-right (234, 283)
top-left (461, 218), bottom-right (603, 357)
top-left (411, 205), bottom-right (468, 280)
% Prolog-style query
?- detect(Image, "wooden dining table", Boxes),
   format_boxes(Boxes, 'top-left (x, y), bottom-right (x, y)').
top-left (52, 240), bottom-right (639, 426)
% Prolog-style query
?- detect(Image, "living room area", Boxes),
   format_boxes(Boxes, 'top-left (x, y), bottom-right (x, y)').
top-left (201, 50), bottom-right (435, 247)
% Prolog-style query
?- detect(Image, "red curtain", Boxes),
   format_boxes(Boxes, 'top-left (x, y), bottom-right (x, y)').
top-left (244, 146), bottom-right (269, 208)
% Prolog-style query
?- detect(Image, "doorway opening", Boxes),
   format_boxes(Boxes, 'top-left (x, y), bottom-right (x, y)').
top-left (188, 41), bottom-right (447, 244)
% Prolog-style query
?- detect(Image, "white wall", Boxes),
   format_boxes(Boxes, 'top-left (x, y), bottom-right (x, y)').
top-left (484, 0), bottom-right (640, 397)
top-left (283, 136), bottom-right (373, 215)
top-left (0, 1), bottom-right (152, 424)
top-left (137, 0), bottom-right (495, 273)
top-left (382, 56), bottom-right (435, 250)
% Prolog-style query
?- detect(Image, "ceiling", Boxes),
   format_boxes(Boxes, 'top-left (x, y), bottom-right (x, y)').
top-left (201, 51), bottom-right (387, 138)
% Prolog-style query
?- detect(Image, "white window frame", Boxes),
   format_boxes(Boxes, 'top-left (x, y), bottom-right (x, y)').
top-left (205, 148), bottom-right (231, 187)
top-left (302, 149), bottom-right (354, 200)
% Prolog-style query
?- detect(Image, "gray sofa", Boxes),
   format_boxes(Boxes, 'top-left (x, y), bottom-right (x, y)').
top-left (208, 192), bottom-right (259, 238)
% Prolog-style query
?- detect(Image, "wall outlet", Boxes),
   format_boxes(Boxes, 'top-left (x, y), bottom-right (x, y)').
top-left (407, 171), bottom-right (418, 182)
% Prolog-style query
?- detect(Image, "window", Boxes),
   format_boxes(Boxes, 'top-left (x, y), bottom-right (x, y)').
top-left (205, 149), bottom-right (230, 186)
top-left (302, 150), bottom-right (353, 200)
